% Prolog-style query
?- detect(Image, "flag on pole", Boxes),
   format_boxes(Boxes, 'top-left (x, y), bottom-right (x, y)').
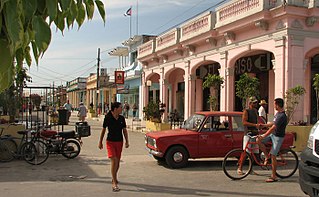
top-left (124, 7), bottom-right (132, 16)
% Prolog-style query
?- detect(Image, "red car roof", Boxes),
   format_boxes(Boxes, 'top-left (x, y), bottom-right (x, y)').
top-left (195, 111), bottom-right (243, 116)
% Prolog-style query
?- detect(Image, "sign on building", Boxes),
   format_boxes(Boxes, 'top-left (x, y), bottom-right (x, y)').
top-left (115, 71), bottom-right (125, 84)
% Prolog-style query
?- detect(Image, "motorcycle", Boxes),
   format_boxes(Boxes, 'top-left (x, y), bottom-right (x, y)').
top-left (40, 129), bottom-right (81, 159)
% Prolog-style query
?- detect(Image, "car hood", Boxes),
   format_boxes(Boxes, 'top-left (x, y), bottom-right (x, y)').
top-left (146, 129), bottom-right (197, 139)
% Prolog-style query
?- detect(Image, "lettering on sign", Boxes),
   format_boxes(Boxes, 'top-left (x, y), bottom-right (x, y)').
top-left (235, 53), bottom-right (272, 75)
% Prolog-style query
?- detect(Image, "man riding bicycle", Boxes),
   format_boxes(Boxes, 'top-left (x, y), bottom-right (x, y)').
top-left (257, 98), bottom-right (287, 183)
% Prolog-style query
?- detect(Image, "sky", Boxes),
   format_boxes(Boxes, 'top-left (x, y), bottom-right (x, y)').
top-left (26, 0), bottom-right (229, 90)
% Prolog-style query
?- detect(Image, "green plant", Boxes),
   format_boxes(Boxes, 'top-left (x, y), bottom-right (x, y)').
top-left (285, 85), bottom-right (306, 124)
top-left (0, 0), bottom-right (106, 92)
top-left (235, 73), bottom-right (260, 110)
top-left (203, 74), bottom-right (224, 111)
top-left (143, 100), bottom-right (162, 123)
top-left (313, 74), bottom-right (319, 121)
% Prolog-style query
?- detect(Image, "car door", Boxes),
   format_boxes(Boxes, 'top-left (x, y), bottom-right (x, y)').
top-left (198, 115), bottom-right (233, 157)
top-left (230, 115), bottom-right (245, 149)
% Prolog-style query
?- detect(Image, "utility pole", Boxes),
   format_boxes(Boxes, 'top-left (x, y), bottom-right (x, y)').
top-left (96, 48), bottom-right (100, 115)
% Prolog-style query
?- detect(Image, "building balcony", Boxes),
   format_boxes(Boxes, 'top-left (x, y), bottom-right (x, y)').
top-left (155, 28), bottom-right (180, 52)
top-left (138, 39), bottom-right (156, 59)
top-left (180, 11), bottom-right (215, 42)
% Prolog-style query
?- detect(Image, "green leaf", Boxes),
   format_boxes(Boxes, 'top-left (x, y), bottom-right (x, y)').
top-left (31, 41), bottom-right (39, 65)
top-left (37, 0), bottom-right (46, 15)
top-left (46, 0), bottom-right (58, 23)
top-left (22, 0), bottom-right (37, 25)
top-left (15, 48), bottom-right (24, 67)
top-left (76, 2), bottom-right (85, 28)
top-left (32, 16), bottom-right (51, 55)
top-left (54, 10), bottom-right (65, 33)
top-left (25, 46), bottom-right (32, 66)
top-left (95, 0), bottom-right (105, 24)
top-left (4, 0), bottom-right (24, 51)
top-left (85, 0), bottom-right (94, 20)
top-left (60, 0), bottom-right (71, 12)
top-left (0, 39), bottom-right (14, 92)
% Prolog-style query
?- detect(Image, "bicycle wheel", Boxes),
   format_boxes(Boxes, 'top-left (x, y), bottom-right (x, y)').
top-left (222, 149), bottom-right (253, 180)
top-left (23, 140), bottom-right (49, 165)
top-left (0, 139), bottom-right (17, 161)
top-left (275, 149), bottom-right (299, 179)
top-left (61, 139), bottom-right (81, 159)
top-left (0, 141), bottom-right (14, 162)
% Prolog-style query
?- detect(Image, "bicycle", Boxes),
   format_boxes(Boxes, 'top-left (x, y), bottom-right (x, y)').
top-left (222, 134), bottom-right (299, 180)
top-left (0, 126), bottom-right (49, 165)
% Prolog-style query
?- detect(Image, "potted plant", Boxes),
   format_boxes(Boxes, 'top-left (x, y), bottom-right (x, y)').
top-left (284, 85), bottom-right (309, 152)
top-left (235, 73), bottom-right (260, 110)
top-left (144, 100), bottom-right (170, 131)
top-left (203, 74), bottom-right (224, 111)
top-left (284, 85), bottom-right (306, 124)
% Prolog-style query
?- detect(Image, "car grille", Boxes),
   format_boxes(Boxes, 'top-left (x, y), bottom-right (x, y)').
top-left (315, 139), bottom-right (319, 155)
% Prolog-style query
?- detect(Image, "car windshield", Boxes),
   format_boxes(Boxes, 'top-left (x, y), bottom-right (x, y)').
top-left (182, 114), bottom-right (205, 131)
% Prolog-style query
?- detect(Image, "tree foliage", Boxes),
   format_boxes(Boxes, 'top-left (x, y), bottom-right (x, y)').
top-left (203, 74), bottom-right (224, 111)
top-left (0, 0), bottom-right (106, 92)
top-left (285, 85), bottom-right (306, 123)
top-left (235, 73), bottom-right (260, 110)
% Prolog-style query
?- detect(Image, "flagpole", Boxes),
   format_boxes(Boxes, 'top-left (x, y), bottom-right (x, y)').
top-left (136, 0), bottom-right (139, 35)
top-left (130, 7), bottom-right (132, 38)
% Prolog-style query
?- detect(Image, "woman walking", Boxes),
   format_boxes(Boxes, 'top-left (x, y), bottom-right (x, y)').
top-left (98, 102), bottom-right (129, 192)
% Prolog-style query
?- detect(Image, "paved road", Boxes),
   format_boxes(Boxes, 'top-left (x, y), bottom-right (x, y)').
top-left (0, 114), bottom-right (307, 197)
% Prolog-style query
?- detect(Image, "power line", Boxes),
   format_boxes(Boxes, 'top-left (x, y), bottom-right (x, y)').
top-left (150, 0), bottom-right (230, 35)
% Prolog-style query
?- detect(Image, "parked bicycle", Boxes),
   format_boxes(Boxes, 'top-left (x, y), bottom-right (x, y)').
top-left (0, 126), bottom-right (49, 165)
top-left (222, 133), bottom-right (298, 180)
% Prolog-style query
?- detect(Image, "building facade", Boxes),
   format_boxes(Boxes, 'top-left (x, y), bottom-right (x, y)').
top-left (66, 77), bottom-right (87, 109)
top-left (138, 0), bottom-right (319, 123)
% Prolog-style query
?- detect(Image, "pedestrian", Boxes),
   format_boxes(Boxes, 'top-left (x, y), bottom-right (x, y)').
top-left (132, 103), bottom-right (138, 118)
top-left (98, 103), bottom-right (102, 115)
top-left (258, 99), bottom-right (268, 123)
top-left (28, 102), bottom-right (33, 115)
top-left (257, 98), bottom-right (287, 183)
top-left (63, 100), bottom-right (72, 123)
top-left (98, 102), bottom-right (129, 192)
top-left (237, 96), bottom-right (260, 175)
top-left (123, 101), bottom-right (130, 118)
top-left (78, 102), bottom-right (87, 122)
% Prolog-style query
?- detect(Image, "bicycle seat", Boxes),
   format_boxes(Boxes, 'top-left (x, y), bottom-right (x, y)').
top-left (58, 130), bottom-right (76, 138)
top-left (17, 130), bottom-right (28, 135)
top-left (41, 130), bottom-right (58, 138)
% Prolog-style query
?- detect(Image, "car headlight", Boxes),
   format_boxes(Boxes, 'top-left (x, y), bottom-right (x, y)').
top-left (307, 121), bottom-right (319, 149)
top-left (145, 136), bottom-right (157, 149)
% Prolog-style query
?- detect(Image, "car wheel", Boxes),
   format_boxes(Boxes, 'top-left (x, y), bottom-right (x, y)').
top-left (165, 146), bottom-right (189, 168)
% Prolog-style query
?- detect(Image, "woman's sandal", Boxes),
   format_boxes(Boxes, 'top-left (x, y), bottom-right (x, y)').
top-left (265, 177), bottom-right (278, 183)
top-left (112, 186), bottom-right (120, 192)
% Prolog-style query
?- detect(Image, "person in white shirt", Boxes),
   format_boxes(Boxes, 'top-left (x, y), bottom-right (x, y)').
top-left (63, 100), bottom-right (72, 122)
top-left (258, 100), bottom-right (267, 123)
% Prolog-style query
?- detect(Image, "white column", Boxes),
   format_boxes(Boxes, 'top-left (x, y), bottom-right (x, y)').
top-left (184, 61), bottom-right (190, 119)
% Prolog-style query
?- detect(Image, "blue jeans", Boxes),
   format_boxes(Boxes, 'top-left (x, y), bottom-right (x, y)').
top-left (261, 134), bottom-right (284, 156)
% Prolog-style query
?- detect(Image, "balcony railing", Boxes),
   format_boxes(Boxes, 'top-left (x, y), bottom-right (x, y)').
top-left (138, 39), bottom-right (155, 59)
top-left (156, 28), bottom-right (180, 52)
top-left (180, 12), bottom-right (215, 42)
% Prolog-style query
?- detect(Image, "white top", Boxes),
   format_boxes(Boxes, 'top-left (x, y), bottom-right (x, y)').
top-left (79, 105), bottom-right (87, 117)
top-left (258, 106), bottom-right (266, 119)
top-left (63, 103), bottom-right (72, 112)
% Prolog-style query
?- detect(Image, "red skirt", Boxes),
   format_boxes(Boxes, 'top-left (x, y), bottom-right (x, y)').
top-left (106, 141), bottom-right (123, 158)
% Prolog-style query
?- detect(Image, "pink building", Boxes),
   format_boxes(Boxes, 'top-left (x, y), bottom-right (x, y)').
top-left (138, 0), bottom-right (319, 124)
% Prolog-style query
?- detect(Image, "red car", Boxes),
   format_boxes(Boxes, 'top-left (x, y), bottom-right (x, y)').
top-left (145, 111), bottom-right (294, 168)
